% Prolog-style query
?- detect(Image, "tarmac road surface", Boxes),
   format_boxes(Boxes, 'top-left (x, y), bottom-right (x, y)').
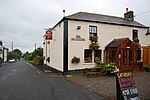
top-left (0, 60), bottom-right (108, 100)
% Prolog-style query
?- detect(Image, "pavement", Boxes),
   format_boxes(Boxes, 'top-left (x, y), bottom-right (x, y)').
top-left (0, 60), bottom-right (108, 100)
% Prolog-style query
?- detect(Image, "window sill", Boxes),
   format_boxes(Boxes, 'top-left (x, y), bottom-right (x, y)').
top-left (83, 63), bottom-right (95, 65)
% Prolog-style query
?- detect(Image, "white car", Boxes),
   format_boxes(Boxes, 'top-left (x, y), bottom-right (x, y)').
top-left (9, 59), bottom-right (15, 63)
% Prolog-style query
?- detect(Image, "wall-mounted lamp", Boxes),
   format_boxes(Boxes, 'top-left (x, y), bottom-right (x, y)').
top-left (146, 27), bottom-right (150, 35)
top-left (77, 26), bottom-right (81, 30)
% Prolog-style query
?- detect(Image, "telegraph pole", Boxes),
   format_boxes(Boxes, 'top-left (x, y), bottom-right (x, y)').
top-left (11, 42), bottom-right (13, 51)
top-left (35, 43), bottom-right (36, 50)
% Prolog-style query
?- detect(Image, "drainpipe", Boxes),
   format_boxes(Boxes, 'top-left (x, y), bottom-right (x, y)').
top-left (45, 39), bottom-right (47, 66)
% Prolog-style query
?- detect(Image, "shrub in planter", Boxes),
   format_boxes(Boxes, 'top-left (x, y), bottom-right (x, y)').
top-left (33, 56), bottom-right (44, 65)
top-left (95, 60), bottom-right (102, 65)
top-left (71, 56), bottom-right (80, 64)
top-left (142, 65), bottom-right (150, 72)
top-left (102, 62), bottom-right (116, 74)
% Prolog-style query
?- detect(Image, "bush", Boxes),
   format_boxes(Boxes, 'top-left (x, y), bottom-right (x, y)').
top-left (102, 62), bottom-right (116, 72)
top-left (33, 56), bottom-right (44, 65)
top-left (142, 65), bottom-right (150, 72)
top-left (89, 43), bottom-right (100, 50)
top-left (71, 56), bottom-right (80, 64)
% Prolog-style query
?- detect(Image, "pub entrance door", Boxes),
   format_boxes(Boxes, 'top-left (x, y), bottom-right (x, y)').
top-left (122, 48), bottom-right (137, 69)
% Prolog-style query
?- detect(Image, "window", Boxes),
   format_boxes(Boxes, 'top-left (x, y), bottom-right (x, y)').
top-left (94, 50), bottom-right (101, 62)
top-left (132, 30), bottom-right (138, 41)
top-left (106, 49), bottom-right (116, 63)
top-left (84, 49), bottom-right (92, 63)
top-left (89, 26), bottom-right (97, 38)
top-left (111, 50), bottom-right (116, 63)
top-left (129, 50), bottom-right (132, 65)
top-left (123, 50), bottom-right (127, 65)
top-left (84, 49), bottom-right (102, 63)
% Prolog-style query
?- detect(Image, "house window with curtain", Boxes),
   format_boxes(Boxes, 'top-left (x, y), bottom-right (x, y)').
top-left (132, 30), bottom-right (138, 43)
top-left (84, 49), bottom-right (102, 63)
top-left (94, 50), bottom-right (101, 62)
top-left (89, 26), bottom-right (97, 39)
top-left (84, 49), bottom-right (92, 63)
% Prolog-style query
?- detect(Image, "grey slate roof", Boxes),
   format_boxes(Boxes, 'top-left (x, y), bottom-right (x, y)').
top-left (65, 12), bottom-right (146, 28)
top-left (105, 38), bottom-right (128, 48)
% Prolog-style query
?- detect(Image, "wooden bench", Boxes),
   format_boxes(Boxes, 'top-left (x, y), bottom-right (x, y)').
top-left (83, 67), bottom-right (106, 76)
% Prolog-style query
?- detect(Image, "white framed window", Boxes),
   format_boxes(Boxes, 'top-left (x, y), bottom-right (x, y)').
top-left (89, 26), bottom-right (97, 39)
top-left (84, 49), bottom-right (101, 63)
top-left (84, 49), bottom-right (92, 63)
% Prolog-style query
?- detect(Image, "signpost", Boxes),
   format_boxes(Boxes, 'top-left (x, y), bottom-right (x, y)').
top-left (116, 70), bottom-right (140, 100)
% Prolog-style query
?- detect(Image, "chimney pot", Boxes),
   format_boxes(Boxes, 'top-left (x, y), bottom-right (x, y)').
top-left (126, 8), bottom-right (128, 13)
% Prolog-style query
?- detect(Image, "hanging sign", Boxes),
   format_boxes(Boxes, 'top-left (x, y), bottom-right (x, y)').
top-left (45, 30), bottom-right (52, 40)
top-left (116, 71), bottom-right (140, 100)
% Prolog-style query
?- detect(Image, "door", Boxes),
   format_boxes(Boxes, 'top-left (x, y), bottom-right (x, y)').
top-left (122, 49), bottom-right (134, 68)
top-left (143, 47), bottom-right (150, 65)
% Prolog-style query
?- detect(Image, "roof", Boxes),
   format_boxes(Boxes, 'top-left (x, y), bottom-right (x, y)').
top-left (65, 12), bottom-right (147, 28)
top-left (105, 38), bottom-right (128, 48)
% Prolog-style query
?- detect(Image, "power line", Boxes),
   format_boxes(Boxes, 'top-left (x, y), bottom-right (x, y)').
top-left (135, 10), bottom-right (150, 17)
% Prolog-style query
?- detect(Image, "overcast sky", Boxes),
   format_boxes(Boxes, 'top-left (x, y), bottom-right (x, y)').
top-left (0, 0), bottom-right (150, 53)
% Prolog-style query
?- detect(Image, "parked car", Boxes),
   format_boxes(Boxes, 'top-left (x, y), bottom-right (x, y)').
top-left (9, 59), bottom-right (15, 63)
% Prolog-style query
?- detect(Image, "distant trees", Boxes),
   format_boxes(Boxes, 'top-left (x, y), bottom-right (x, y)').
top-left (8, 49), bottom-right (22, 60)
top-left (23, 47), bottom-right (44, 65)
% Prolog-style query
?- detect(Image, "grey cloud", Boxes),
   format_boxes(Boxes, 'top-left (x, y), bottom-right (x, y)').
top-left (0, 0), bottom-right (150, 53)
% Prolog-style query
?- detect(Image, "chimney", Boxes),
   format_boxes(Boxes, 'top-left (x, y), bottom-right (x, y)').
top-left (124, 8), bottom-right (134, 20)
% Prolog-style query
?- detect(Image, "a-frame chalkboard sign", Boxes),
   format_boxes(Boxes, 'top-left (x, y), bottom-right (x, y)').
top-left (116, 70), bottom-right (140, 100)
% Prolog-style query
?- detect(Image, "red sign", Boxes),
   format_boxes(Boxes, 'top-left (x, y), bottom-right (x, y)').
top-left (45, 31), bottom-right (52, 40)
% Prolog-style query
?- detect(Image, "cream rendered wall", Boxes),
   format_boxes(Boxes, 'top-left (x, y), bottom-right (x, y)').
top-left (3, 49), bottom-right (8, 62)
top-left (47, 22), bottom-right (64, 71)
top-left (43, 39), bottom-right (46, 64)
top-left (43, 40), bottom-right (51, 65)
top-left (0, 46), bottom-right (2, 59)
top-left (68, 20), bottom-right (95, 70)
top-left (68, 20), bottom-right (148, 70)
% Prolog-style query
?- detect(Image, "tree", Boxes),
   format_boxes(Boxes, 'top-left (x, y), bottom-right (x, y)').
top-left (13, 49), bottom-right (22, 56)
top-left (7, 49), bottom-right (22, 60)
top-left (23, 47), bottom-right (44, 64)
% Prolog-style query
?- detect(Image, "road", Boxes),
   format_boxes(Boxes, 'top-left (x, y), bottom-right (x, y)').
top-left (0, 60), bottom-right (108, 100)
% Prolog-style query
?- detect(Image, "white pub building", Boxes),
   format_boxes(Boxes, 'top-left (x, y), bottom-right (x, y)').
top-left (43, 9), bottom-right (150, 73)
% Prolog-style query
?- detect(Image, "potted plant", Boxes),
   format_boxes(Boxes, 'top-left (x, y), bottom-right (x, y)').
top-left (102, 62), bottom-right (117, 75)
top-left (133, 37), bottom-right (139, 44)
top-left (71, 56), bottom-right (80, 64)
top-left (89, 36), bottom-right (100, 50)
top-left (142, 65), bottom-right (150, 72)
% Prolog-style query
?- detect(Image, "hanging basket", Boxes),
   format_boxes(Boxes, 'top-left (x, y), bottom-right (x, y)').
top-left (71, 56), bottom-right (80, 64)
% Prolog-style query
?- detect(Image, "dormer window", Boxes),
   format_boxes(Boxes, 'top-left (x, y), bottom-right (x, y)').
top-left (89, 26), bottom-right (97, 39)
